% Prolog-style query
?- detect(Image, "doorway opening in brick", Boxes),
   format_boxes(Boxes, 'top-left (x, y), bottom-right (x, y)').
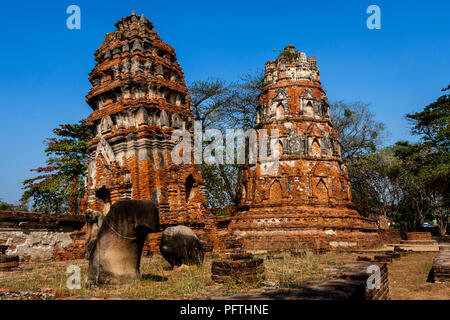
top-left (185, 174), bottom-right (195, 203)
top-left (96, 186), bottom-right (111, 216)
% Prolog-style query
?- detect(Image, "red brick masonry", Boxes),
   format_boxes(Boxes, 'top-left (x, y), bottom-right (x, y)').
top-left (230, 45), bottom-right (382, 251)
top-left (430, 249), bottom-right (450, 283)
top-left (406, 232), bottom-right (432, 241)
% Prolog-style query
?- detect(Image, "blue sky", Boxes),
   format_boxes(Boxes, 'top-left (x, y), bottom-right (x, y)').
top-left (0, 0), bottom-right (449, 203)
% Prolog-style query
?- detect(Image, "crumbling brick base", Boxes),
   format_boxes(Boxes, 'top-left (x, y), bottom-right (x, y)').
top-left (212, 252), bottom-right (265, 284)
top-left (429, 249), bottom-right (450, 283)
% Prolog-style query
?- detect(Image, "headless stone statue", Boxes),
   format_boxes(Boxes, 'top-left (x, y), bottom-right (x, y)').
top-left (85, 209), bottom-right (103, 259)
top-left (87, 200), bottom-right (159, 284)
top-left (160, 225), bottom-right (204, 269)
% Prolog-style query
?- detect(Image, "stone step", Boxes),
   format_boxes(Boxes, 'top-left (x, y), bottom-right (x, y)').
top-left (400, 240), bottom-right (438, 245)
top-left (385, 245), bottom-right (439, 252)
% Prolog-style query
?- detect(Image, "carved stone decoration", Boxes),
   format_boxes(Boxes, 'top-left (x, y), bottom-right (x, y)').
top-left (154, 64), bottom-right (163, 77)
top-left (271, 88), bottom-right (289, 118)
top-left (288, 130), bottom-right (305, 155)
top-left (171, 113), bottom-right (182, 129)
top-left (160, 110), bottom-right (169, 127)
top-left (131, 59), bottom-right (142, 74)
top-left (136, 107), bottom-right (149, 126)
top-left (95, 137), bottom-right (116, 165)
top-left (143, 61), bottom-right (152, 73)
top-left (122, 60), bottom-right (131, 74)
top-left (131, 39), bottom-right (142, 52)
top-left (122, 42), bottom-right (129, 53)
top-left (100, 116), bottom-right (113, 134)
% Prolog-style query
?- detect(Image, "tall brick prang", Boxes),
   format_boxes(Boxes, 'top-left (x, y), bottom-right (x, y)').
top-left (84, 11), bottom-right (217, 253)
top-left (229, 45), bottom-right (381, 250)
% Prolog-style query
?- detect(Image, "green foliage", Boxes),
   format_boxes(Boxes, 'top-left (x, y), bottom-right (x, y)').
top-left (395, 84), bottom-right (450, 233)
top-left (344, 108), bottom-right (353, 118)
top-left (346, 85), bottom-right (449, 234)
top-left (21, 120), bottom-right (94, 214)
top-left (274, 48), bottom-right (297, 59)
top-left (0, 198), bottom-right (28, 212)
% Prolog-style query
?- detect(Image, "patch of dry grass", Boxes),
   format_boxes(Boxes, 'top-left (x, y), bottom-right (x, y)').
top-left (263, 251), bottom-right (328, 288)
top-left (0, 251), bottom-right (347, 299)
top-left (388, 252), bottom-right (450, 300)
top-left (1, 257), bottom-right (214, 299)
top-left (2, 251), bottom-right (446, 300)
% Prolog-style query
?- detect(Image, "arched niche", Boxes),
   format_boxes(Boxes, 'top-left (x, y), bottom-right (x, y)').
top-left (95, 186), bottom-right (111, 216)
top-left (276, 103), bottom-right (284, 119)
top-left (273, 140), bottom-right (283, 158)
top-left (185, 174), bottom-right (195, 203)
top-left (160, 110), bottom-right (169, 127)
top-left (305, 101), bottom-right (314, 117)
top-left (136, 107), bottom-right (149, 126)
top-left (311, 138), bottom-right (321, 157)
top-left (269, 180), bottom-right (282, 202)
top-left (316, 178), bottom-right (328, 202)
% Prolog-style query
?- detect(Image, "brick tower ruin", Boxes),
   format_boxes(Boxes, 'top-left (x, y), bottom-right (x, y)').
top-left (84, 12), bottom-right (217, 252)
top-left (229, 45), bottom-right (381, 250)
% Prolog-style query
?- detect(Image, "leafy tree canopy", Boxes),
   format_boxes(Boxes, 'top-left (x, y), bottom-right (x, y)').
top-left (21, 120), bottom-right (93, 214)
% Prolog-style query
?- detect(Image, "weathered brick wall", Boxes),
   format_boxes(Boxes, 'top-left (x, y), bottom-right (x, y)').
top-left (378, 227), bottom-right (402, 244)
top-left (406, 232), bottom-right (432, 240)
top-left (222, 260), bottom-right (390, 300)
top-left (0, 211), bottom-right (84, 261)
top-left (339, 261), bottom-right (391, 300)
top-left (430, 249), bottom-right (450, 283)
top-left (211, 252), bottom-right (265, 284)
top-left (229, 209), bottom-right (381, 251)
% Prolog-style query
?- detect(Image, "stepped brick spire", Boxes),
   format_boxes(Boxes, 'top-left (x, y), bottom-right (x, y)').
top-left (84, 12), bottom-right (216, 252)
top-left (230, 46), bottom-right (381, 250)
top-left (245, 45), bottom-right (351, 210)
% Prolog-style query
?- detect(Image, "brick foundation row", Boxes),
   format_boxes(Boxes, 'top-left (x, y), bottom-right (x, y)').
top-left (429, 248), bottom-right (450, 283)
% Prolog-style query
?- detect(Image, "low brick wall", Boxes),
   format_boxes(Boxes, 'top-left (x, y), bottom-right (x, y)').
top-left (0, 211), bottom-right (85, 261)
top-left (406, 232), bottom-right (431, 241)
top-left (379, 228), bottom-right (402, 244)
top-left (341, 261), bottom-right (390, 300)
top-left (212, 252), bottom-right (265, 284)
top-left (430, 249), bottom-right (450, 283)
top-left (220, 260), bottom-right (390, 300)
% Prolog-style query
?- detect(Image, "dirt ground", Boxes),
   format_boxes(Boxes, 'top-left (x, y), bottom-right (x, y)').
top-left (388, 252), bottom-right (450, 300)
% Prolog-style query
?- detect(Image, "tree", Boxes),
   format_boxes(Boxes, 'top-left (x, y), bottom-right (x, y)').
top-left (21, 120), bottom-right (93, 214)
top-left (0, 198), bottom-right (28, 212)
top-left (330, 101), bottom-right (386, 160)
top-left (330, 101), bottom-right (389, 218)
top-left (346, 85), bottom-right (449, 234)
top-left (402, 84), bottom-right (450, 235)
top-left (188, 70), bottom-right (264, 212)
top-left (347, 147), bottom-right (401, 218)
top-left (189, 78), bottom-right (233, 129)
top-left (388, 141), bottom-right (430, 230)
